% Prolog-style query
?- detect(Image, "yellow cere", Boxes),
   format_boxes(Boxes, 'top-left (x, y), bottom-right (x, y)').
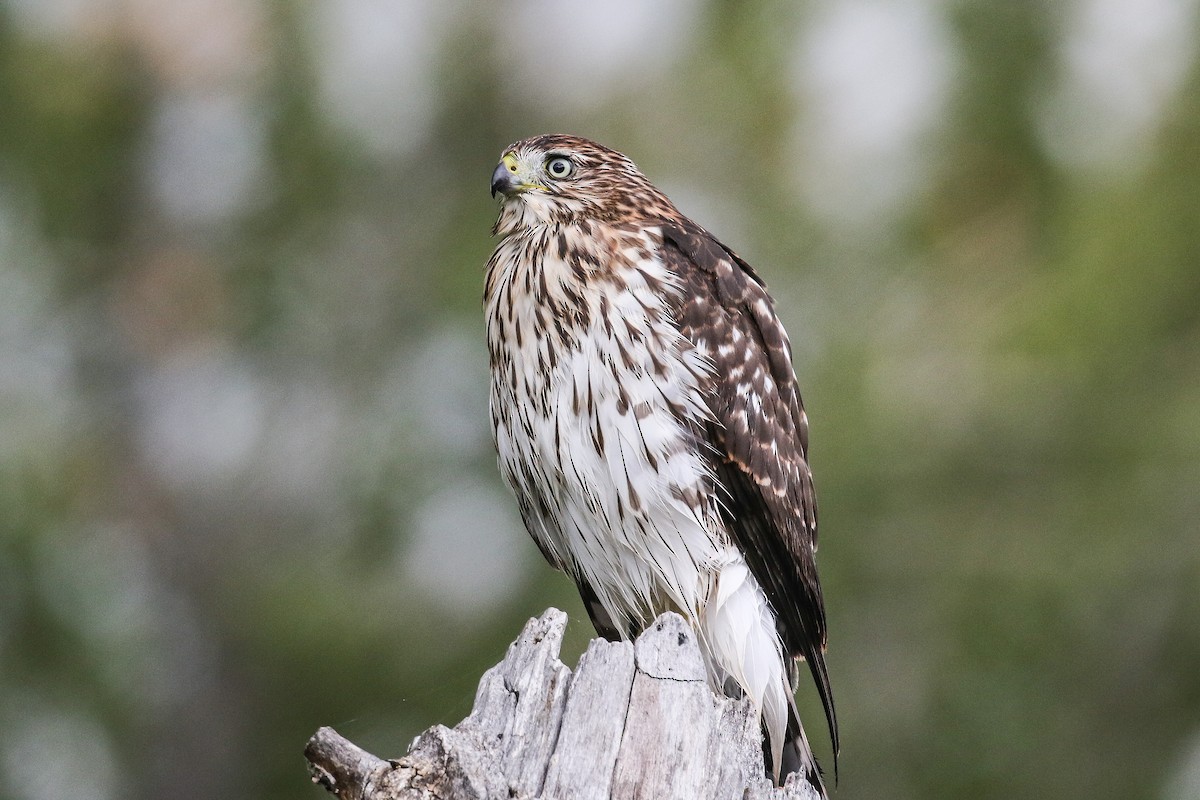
top-left (499, 151), bottom-right (550, 193)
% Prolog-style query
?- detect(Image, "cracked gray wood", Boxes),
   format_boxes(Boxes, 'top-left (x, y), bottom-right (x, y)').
top-left (304, 609), bottom-right (822, 800)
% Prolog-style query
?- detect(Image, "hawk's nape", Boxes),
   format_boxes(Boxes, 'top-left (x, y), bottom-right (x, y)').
top-left (484, 134), bottom-right (836, 795)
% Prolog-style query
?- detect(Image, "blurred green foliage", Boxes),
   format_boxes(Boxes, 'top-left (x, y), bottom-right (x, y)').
top-left (0, 1), bottom-right (1198, 799)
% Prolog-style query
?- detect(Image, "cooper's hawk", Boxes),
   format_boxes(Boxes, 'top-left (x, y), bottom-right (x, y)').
top-left (484, 134), bottom-right (837, 794)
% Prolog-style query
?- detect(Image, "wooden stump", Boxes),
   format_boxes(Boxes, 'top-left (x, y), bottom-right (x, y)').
top-left (304, 609), bottom-right (821, 800)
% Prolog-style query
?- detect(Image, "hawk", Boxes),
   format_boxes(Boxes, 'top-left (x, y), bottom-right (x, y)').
top-left (484, 134), bottom-right (837, 794)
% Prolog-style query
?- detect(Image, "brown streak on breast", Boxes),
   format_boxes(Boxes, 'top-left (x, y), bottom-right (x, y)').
top-left (616, 337), bottom-right (635, 371)
top-left (616, 385), bottom-right (630, 416)
top-left (598, 292), bottom-right (613, 337)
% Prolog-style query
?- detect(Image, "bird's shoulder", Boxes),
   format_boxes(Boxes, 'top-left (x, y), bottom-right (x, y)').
top-left (651, 219), bottom-right (804, 450)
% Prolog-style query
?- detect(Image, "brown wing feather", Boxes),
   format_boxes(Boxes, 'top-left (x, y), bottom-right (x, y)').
top-left (659, 220), bottom-right (838, 763)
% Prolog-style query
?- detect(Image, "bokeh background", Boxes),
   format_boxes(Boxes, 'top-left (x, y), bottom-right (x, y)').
top-left (1, 0), bottom-right (1199, 798)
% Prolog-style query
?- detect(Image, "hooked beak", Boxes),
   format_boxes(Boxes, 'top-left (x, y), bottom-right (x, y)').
top-left (491, 159), bottom-right (519, 199)
top-left (492, 152), bottom-right (525, 199)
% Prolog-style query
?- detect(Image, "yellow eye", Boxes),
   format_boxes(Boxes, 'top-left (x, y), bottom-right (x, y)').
top-left (546, 156), bottom-right (574, 179)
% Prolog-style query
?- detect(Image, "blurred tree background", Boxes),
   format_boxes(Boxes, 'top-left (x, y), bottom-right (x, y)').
top-left (0, 0), bottom-right (1198, 798)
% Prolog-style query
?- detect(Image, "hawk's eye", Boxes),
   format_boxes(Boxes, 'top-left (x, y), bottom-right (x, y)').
top-left (545, 157), bottom-right (574, 179)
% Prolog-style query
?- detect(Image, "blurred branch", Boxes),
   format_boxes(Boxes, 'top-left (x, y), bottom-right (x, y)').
top-left (303, 609), bottom-right (820, 800)
top-left (305, 728), bottom-right (388, 800)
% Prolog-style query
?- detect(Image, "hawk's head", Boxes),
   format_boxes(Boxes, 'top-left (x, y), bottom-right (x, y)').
top-left (490, 134), bottom-right (678, 234)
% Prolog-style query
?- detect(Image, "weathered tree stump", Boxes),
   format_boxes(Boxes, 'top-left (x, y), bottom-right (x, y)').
top-left (304, 609), bottom-right (821, 800)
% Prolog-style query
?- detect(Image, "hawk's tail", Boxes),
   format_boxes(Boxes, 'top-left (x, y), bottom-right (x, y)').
top-left (778, 701), bottom-right (829, 799)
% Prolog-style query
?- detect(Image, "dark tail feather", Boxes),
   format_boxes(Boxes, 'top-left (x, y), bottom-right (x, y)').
top-left (804, 648), bottom-right (839, 783)
top-left (777, 710), bottom-right (828, 799)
